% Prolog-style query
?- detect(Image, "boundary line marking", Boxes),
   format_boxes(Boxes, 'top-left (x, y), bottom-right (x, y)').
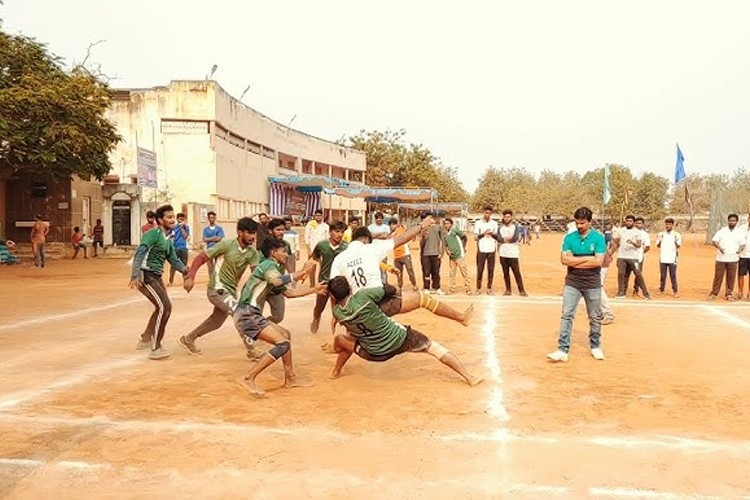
top-left (702, 305), bottom-right (749, 329)
top-left (0, 355), bottom-right (143, 411)
top-left (0, 298), bottom-right (142, 332)
top-left (2, 413), bottom-right (748, 455)
top-left (481, 296), bottom-right (509, 421)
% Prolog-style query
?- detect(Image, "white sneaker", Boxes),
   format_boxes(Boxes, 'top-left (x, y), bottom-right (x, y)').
top-left (591, 348), bottom-right (605, 360)
top-left (546, 350), bottom-right (569, 362)
top-left (432, 289), bottom-right (445, 296)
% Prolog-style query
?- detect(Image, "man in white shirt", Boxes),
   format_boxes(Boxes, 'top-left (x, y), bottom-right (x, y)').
top-left (736, 214), bottom-right (750, 300)
top-left (611, 214), bottom-right (651, 299)
top-left (368, 211), bottom-right (391, 283)
top-left (473, 206), bottom-right (498, 294)
top-left (632, 217), bottom-right (651, 297)
top-left (328, 216), bottom-right (473, 325)
top-left (304, 209), bottom-right (329, 285)
top-left (656, 217), bottom-right (681, 297)
top-left (497, 209), bottom-right (527, 296)
top-left (709, 213), bottom-right (744, 300)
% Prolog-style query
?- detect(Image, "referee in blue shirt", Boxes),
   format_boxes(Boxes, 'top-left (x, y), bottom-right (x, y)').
top-left (547, 207), bottom-right (607, 362)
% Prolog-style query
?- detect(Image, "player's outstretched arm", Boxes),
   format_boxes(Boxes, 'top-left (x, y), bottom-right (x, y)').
top-left (184, 251), bottom-right (211, 292)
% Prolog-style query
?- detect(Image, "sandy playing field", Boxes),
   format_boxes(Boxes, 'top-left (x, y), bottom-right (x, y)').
top-left (1, 232), bottom-right (749, 498)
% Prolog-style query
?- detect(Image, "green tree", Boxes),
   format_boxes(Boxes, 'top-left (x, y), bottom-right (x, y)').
top-left (0, 28), bottom-right (120, 180)
top-left (470, 166), bottom-right (535, 212)
top-left (345, 129), bottom-right (469, 202)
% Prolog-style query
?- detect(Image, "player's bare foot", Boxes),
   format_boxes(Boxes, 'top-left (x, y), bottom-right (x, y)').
top-left (467, 375), bottom-right (484, 387)
top-left (284, 376), bottom-right (314, 389)
top-left (460, 304), bottom-right (475, 326)
top-left (320, 342), bottom-right (336, 354)
top-left (236, 377), bottom-right (266, 398)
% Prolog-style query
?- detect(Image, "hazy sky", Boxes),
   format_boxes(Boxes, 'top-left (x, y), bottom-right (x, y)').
top-left (3, 0), bottom-right (749, 192)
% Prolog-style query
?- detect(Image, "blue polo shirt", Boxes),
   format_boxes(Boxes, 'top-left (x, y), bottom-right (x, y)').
top-left (203, 224), bottom-right (225, 249)
top-left (561, 228), bottom-right (606, 289)
top-left (172, 223), bottom-right (190, 250)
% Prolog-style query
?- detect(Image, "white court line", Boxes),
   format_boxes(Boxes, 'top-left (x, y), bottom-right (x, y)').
top-left (481, 296), bottom-right (510, 422)
top-left (4, 412), bottom-right (748, 455)
top-left (0, 355), bottom-right (143, 411)
top-left (702, 305), bottom-right (749, 329)
top-left (588, 486), bottom-right (722, 499)
top-left (0, 298), bottom-right (142, 332)
top-left (438, 295), bottom-right (737, 310)
top-left (0, 455), bottom-right (742, 498)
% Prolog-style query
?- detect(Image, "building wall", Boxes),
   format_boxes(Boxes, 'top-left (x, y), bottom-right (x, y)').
top-left (70, 176), bottom-right (104, 235)
top-left (106, 81), bottom-right (368, 228)
top-left (4, 176), bottom-right (71, 243)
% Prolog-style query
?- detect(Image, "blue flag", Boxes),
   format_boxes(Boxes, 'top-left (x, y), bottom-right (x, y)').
top-left (603, 164), bottom-right (612, 205)
top-left (675, 143), bottom-right (686, 184)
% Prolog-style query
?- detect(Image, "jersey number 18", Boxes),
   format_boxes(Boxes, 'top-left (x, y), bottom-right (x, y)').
top-left (351, 267), bottom-right (367, 287)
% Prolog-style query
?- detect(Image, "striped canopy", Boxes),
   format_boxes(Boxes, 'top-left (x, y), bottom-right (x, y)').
top-left (322, 186), bottom-right (436, 202)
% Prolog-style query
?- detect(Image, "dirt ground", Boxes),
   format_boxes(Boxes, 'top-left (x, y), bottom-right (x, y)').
top-left (1, 232), bottom-right (749, 498)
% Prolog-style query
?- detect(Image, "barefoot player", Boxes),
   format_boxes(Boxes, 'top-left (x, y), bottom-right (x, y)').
top-left (235, 239), bottom-right (323, 397)
top-left (327, 276), bottom-right (483, 386)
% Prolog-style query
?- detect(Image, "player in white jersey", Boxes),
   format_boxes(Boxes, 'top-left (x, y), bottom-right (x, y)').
top-left (327, 214), bottom-right (473, 334)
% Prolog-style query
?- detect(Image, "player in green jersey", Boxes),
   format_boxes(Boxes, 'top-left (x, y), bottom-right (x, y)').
top-left (129, 204), bottom-right (188, 360)
top-left (326, 276), bottom-right (483, 386)
top-left (179, 217), bottom-right (264, 358)
top-left (310, 220), bottom-right (348, 334)
top-left (235, 238), bottom-right (324, 398)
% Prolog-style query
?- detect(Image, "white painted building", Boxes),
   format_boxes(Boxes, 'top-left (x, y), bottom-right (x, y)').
top-left (103, 80), bottom-right (366, 246)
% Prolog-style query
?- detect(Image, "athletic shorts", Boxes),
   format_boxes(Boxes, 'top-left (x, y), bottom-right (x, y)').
top-left (233, 304), bottom-right (269, 341)
top-left (208, 288), bottom-right (238, 316)
top-left (739, 258), bottom-right (750, 277)
top-left (354, 327), bottom-right (431, 362)
top-left (378, 284), bottom-right (402, 317)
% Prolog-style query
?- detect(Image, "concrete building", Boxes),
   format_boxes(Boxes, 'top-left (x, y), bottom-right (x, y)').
top-left (104, 80), bottom-right (366, 246)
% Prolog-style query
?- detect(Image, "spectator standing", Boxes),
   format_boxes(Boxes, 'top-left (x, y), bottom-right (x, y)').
top-left (169, 213), bottom-right (190, 286)
top-left (389, 217), bottom-right (418, 292)
top-left (656, 218), bottom-right (682, 298)
top-left (497, 210), bottom-right (527, 296)
top-left (141, 211), bottom-right (157, 233)
top-left (632, 217), bottom-right (651, 297)
top-left (30, 214), bottom-right (49, 268)
top-left (443, 217), bottom-right (471, 294)
top-left (91, 219), bottom-right (105, 257)
top-left (304, 209), bottom-right (329, 285)
top-left (420, 212), bottom-right (445, 294)
top-left (283, 218), bottom-right (299, 274)
top-left (709, 213), bottom-right (744, 300)
top-left (474, 206), bottom-right (498, 294)
top-left (202, 211), bottom-right (225, 277)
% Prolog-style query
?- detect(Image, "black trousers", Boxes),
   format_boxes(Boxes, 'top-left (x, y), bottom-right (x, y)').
top-left (476, 251), bottom-right (496, 290)
top-left (169, 248), bottom-right (189, 284)
top-left (659, 263), bottom-right (678, 293)
top-left (138, 271), bottom-right (172, 350)
top-left (421, 254), bottom-right (441, 290)
top-left (500, 257), bottom-right (526, 293)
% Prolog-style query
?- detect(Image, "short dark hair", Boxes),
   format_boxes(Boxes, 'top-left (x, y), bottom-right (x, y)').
top-left (207, 211), bottom-right (216, 217)
top-left (327, 276), bottom-right (352, 301)
top-left (314, 209), bottom-right (323, 216)
top-left (634, 216), bottom-right (644, 223)
top-left (258, 212), bottom-right (268, 219)
top-left (284, 217), bottom-right (293, 224)
top-left (237, 217), bottom-right (258, 233)
top-left (625, 214), bottom-right (635, 221)
top-left (352, 227), bottom-right (372, 243)
top-left (502, 209), bottom-right (513, 216)
top-left (664, 218), bottom-right (675, 224)
top-left (374, 211), bottom-right (384, 219)
top-left (349, 217), bottom-right (360, 224)
top-left (388, 218), bottom-right (398, 225)
top-left (268, 218), bottom-right (286, 231)
top-left (155, 205), bottom-right (174, 222)
top-left (261, 237), bottom-right (287, 258)
top-left (444, 217), bottom-right (454, 224)
top-left (177, 213), bottom-right (185, 219)
top-left (483, 206), bottom-right (493, 212)
top-left (146, 211), bottom-right (156, 219)
top-left (728, 213), bottom-right (739, 221)
top-left (96, 219), bottom-right (102, 224)
top-left (330, 220), bottom-right (347, 232)
top-left (73, 226), bottom-right (80, 232)
top-left (573, 207), bottom-right (593, 222)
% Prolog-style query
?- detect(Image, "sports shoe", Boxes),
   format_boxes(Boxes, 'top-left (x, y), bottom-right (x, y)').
top-left (614, 294), bottom-right (625, 299)
top-left (591, 348), bottom-right (605, 360)
top-left (519, 291), bottom-right (528, 297)
top-left (148, 347), bottom-right (170, 360)
top-left (432, 289), bottom-right (445, 296)
top-left (136, 338), bottom-right (152, 350)
top-left (503, 290), bottom-right (512, 296)
top-left (546, 350), bottom-right (569, 362)
top-left (178, 335), bottom-right (201, 355)
top-left (310, 317), bottom-right (320, 334)
top-left (487, 289), bottom-right (494, 296)
top-left (707, 294), bottom-right (717, 301)
top-left (601, 315), bottom-right (615, 325)
top-left (674, 293), bottom-right (680, 299)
